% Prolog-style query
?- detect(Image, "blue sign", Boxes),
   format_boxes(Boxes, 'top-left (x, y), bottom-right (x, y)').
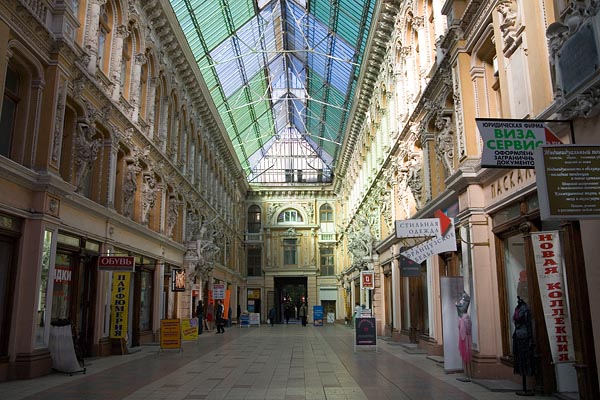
top-left (240, 314), bottom-right (250, 327)
top-left (313, 305), bottom-right (324, 326)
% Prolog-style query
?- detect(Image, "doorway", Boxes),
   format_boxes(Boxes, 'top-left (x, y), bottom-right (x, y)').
top-left (274, 277), bottom-right (307, 324)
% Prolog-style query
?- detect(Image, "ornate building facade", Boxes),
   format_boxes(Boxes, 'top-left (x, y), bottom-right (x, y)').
top-left (0, 1), bottom-right (599, 399)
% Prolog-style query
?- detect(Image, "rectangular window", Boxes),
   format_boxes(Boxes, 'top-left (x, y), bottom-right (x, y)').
top-left (320, 248), bottom-right (334, 276)
top-left (283, 239), bottom-right (296, 265)
top-left (247, 248), bottom-right (262, 276)
top-left (139, 269), bottom-right (153, 331)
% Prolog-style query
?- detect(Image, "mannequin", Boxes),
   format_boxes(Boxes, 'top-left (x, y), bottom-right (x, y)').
top-left (513, 296), bottom-right (534, 396)
top-left (456, 291), bottom-right (472, 382)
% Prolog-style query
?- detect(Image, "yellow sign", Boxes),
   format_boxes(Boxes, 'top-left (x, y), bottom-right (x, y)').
top-left (160, 319), bottom-right (181, 349)
top-left (110, 272), bottom-right (130, 338)
top-left (181, 318), bottom-right (198, 341)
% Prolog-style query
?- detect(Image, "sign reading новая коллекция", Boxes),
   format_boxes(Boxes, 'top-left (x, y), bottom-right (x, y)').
top-left (476, 119), bottom-right (572, 168)
top-left (534, 145), bottom-right (600, 220)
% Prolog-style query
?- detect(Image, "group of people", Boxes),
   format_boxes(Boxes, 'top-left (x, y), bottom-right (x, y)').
top-left (269, 302), bottom-right (308, 326)
top-left (196, 300), bottom-right (227, 334)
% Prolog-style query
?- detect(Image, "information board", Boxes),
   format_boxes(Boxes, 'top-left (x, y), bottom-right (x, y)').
top-left (160, 319), bottom-right (181, 350)
top-left (313, 305), bottom-right (323, 326)
top-left (249, 313), bottom-right (260, 326)
top-left (355, 317), bottom-right (377, 352)
top-left (181, 318), bottom-right (198, 341)
top-left (535, 145), bottom-right (600, 220)
top-left (240, 313), bottom-right (250, 328)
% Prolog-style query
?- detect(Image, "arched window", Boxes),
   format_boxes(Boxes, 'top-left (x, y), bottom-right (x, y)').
top-left (319, 204), bottom-right (333, 223)
top-left (247, 205), bottom-right (261, 233)
top-left (277, 209), bottom-right (303, 223)
top-left (0, 64), bottom-right (20, 158)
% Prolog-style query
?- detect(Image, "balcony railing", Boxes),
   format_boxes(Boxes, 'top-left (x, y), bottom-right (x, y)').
top-left (318, 233), bottom-right (336, 242)
top-left (244, 232), bottom-right (263, 242)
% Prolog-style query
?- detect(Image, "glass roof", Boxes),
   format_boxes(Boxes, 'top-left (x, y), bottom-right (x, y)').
top-left (170, 0), bottom-right (376, 184)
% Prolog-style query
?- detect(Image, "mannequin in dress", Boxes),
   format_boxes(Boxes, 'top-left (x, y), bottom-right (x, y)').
top-left (513, 296), bottom-right (534, 396)
top-left (456, 291), bottom-right (472, 382)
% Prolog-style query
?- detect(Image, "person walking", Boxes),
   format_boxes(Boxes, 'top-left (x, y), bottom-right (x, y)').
top-left (269, 305), bottom-right (277, 327)
top-left (196, 300), bottom-right (204, 335)
top-left (215, 299), bottom-right (225, 334)
top-left (299, 302), bottom-right (308, 327)
top-left (284, 305), bottom-right (290, 324)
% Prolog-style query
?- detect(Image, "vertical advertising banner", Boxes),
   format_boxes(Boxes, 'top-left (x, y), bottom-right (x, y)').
top-left (110, 272), bottom-right (131, 339)
top-left (532, 231), bottom-right (575, 363)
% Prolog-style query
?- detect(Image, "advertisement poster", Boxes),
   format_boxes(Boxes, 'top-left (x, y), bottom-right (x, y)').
top-left (313, 305), bottom-right (324, 326)
top-left (355, 317), bottom-right (377, 346)
top-left (181, 318), bottom-right (199, 341)
top-left (160, 319), bottom-right (181, 350)
top-left (360, 271), bottom-right (374, 290)
top-left (171, 269), bottom-right (186, 292)
top-left (110, 272), bottom-right (130, 339)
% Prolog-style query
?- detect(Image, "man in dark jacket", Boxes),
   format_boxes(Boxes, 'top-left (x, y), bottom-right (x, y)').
top-left (215, 300), bottom-right (225, 334)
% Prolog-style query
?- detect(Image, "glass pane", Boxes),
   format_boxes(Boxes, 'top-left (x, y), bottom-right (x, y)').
top-left (140, 270), bottom-right (153, 331)
top-left (493, 203), bottom-right (520, 225)
top-left (504, 235), bottom-right (528, 354)
top-left (35, 230), bottom-right (53, 347)
top-left (52, 252), bottom-right (75, 322)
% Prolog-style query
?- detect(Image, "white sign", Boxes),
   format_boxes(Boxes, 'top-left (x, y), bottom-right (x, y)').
top-left (401, 222), bottom-right (456, 264)
top-left (476, 118), bottom-right (563, 168)
top-left (532, 231), bottom-right (575, 364)
top-left (395, 218), bottom-right (440, 238)
top-left (213, 284), bottom-right (225, 300)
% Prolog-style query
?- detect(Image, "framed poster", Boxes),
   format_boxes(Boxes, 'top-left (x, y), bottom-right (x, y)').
top-left (171, 269), bottom-right (186, 292)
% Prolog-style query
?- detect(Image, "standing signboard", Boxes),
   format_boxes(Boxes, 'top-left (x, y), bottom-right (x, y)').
top-left (160, 319), bottom-right (182, 353)
top-left (181, 318), bottom-right (199, 341)
top-left (534, 145), bottom-right (600, 220)
top-left (240, 313), bottom-right (250, 328)
top-left (354, 317), bottom-right (377, 353)
top-left (313, 305), bottom-right (324, 326)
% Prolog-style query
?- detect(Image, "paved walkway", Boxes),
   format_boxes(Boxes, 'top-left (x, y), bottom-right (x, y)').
top-left (0, 324), bottom-right (549, 400)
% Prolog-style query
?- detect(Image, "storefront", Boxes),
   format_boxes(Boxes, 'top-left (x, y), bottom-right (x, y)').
top-left (0, 213), bottom-right (20, 381)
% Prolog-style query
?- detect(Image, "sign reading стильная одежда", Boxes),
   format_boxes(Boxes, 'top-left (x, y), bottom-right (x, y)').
top-left (476, 118), bottom-right (570, 168)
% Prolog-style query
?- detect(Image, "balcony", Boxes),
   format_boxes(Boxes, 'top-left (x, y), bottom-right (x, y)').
top-left (244, 232), bottom-right (263, 242)
top-left (318, 233), bottom-right (337, 242)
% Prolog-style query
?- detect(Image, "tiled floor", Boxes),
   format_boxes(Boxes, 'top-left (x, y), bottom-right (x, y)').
top-left (0, 324), bottom-right (550, 400)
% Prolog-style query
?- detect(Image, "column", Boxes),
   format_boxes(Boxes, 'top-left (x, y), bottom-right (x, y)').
top-left (111, 25), bottom-right (129, 100)
top-left (85, 0), bottom-right (106, 75)
top-left (130, 53), bottom-right (147, 123)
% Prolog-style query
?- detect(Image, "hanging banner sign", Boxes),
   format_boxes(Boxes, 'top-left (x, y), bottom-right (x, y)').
top-left (360, 270), bottom-right (374, 290)
top-left (110, 272), bottom-right (131, 339)
top-left (213, 284), bottom-right (225, 300)
top-left (476, 118), bottom-right (568, 168)
top-left (532, 231), bottom-right (575, 363)
top-left (400, 210), bottom-right (457, 264)
top-left (395, 218), bottom-right (440, 238)
top-left (98, 256), bottom-right (135, 272)
top-left (399, 247), bottom-right (421, 277)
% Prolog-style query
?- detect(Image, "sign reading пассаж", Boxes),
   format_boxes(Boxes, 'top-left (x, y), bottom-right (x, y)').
top-left (476, 119), bottom-right (570, 168)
